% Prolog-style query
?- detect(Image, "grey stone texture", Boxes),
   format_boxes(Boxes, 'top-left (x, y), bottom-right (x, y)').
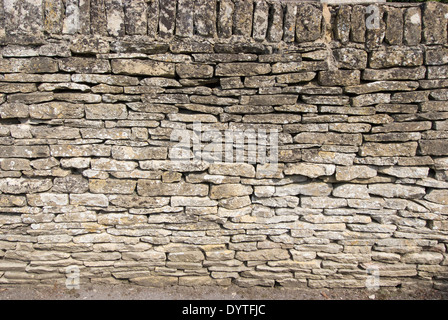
top-left (0, 1), bottom-right (447, 292)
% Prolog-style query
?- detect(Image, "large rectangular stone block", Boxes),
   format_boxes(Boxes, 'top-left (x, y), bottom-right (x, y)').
top-left (359, 142), bottom-right (418, 157)
top-left (111, 59), bottom-right (175, 77)
top-left (295, 3), bottom-right (322, 43)
top-left (29, 102), bottom-right (84, 119)
top-left (0, 58), bottom-right (58, 73)
top-left (419, 140), bottom-right (448, 156)
top-left (210, 184), bottom-right (253, 199)
top-left (111, 146), bottom-right (167, 160)
top-left (215, 63), bottom-right (271, 77)
top-left (50, 145), bottom-right (111, 157)
top-left (137, 180), bottom-right (208, 196)
top-left (89, 179), bottom-right (137, 195)
top-left (0, 146), bottom-right (50, 158)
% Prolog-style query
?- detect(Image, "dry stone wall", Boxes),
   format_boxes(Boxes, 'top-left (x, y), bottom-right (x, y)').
top-left (0, 0), bottom-right (447, 290)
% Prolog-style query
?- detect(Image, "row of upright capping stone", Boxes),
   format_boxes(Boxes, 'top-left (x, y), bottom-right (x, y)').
top-left (1, 1), bottom-right (448, 46)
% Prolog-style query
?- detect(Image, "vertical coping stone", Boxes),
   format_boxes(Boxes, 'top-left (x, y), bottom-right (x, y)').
top-left (0, 0), bottom-right (6, 41)
top-left (233, 0), bottom-right (254, 37)
top-left (4, 0), bottom-right (44, 38)
top-left (106, 0), bottom-right (125, 37)
top-left (62, 0), bottom-right (80, 34)
top-left (422, 2), bottom-right (448, 44)
top-left (79, 0), bottom-right (91, 34)
top-left (217, 0), bottom-right (234, 38)
top-left (366, 5), bottom-right (385, 50)
top-left (194, 0), bottom-right (217, 37)
top-left (385, 6), bottom-right (403, 45)
top-left (176, 0), bottom-right (194, 37)
top-left (267, 2), bottom-right (283, 43)
top-left (335, 5), bottom-right (351, 44)
top-left (253, 0), bottom-right (269, 42)
top-left (90, 0), bottom-right (108, 35)
top-left (147, 0), bottom-right (159, 38)
top-left (404, 6), bottom-right (421, 45)
top-left (283, 3), bottom-right (297, 42)
top-left (295, 3), bottom-right (322, 43)
top-left (44, 0), bottom-right (64, 35)
top-left (124, 0), bottom-right (148, 35)
top-left (159, 0), bottom-right (177, 39)
top-left (350, 5), bottom-right (366, 43)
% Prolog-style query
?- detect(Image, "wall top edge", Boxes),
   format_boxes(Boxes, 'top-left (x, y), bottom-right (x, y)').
top-left (0, 0), bottom-right (447, 47)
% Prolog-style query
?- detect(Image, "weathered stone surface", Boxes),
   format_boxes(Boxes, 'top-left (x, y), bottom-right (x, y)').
top-left (0, 58), bottom-right (58, 74)
top-left (50, 145), bottom-right (111, 159)
top-left (424, 189), bottom-right (448, 205)
top-left (171, 196), bottom-right (217, 207)
top-left (333, 184), bottom-right (370, 199)
top-left (111, 59), bottom-right (175, 77)
top-left (301, 197), bottom-right (347, 209)
top-left (30, 126), bottom-right (80, 140)
top-left (423, 2), bottom-right (448, 44)
top-left (379, 166), bottom-right (429, 179)
top-left (138, 180), bottom-right (208, 197)
top-left (232, 0), bottom-right (253, 37)
top-left (345, 81), bottom-right (418, 95)
top-left (334, 6), bottom-right (351, 44)
top-left (295, 4), bottom-right (322, 43)
top-left (370, 47), bottom-right (423, 68)
top-left (335, 166), bottom-right (377, 181)
top-left (210, 184), bottom-right (253, 199)
top-left (30, 102), bottom-right (84, 119)
top-left (363, 66), bottom-right (426, 81)
top-left (111, 146), bottom-right (167, 161)
top-left (108, 195), bottom-right (169, 208)
top-left (209, 163), bottom-right (255, 178)
top-left (284, 163), bottom-right (335, 178)
top-left (123, 0), bottom-right (147, 35)
top-left (385, 7), bottom-right (403, 45)
top-left (176, 64), bottom-right (214, 79)
top-left (0, 178), bottom-right (52, 194)
top-left (216, 63), bottom-right (271, 77)
top-left (216, 0), bottom-right (234, 38)
top-left (27, 193), bottom-right (69, 207)
top-left (70, 36), bottom-right (110, 54)
top-left (0, 103), bottom-right (29, 118)
top-left (0, 195), bottom-right (26, 207)
top-left (419, 140), bottom-right (448, 156)
top-left (349, 5), bottom-right (365, 43)
top-left (404, 6), bottom-right (421, 45)
top-left (293, 132), bottom-right (362, 146)
top-left (252, 0), bottom-right (269, 41)
top-left (70, 193), bottom-right (109, 207)
top-left (368, 184), bottom-right (425, 199)
top-left (84, 104), bottom-right (127, 120)
top-left (333, 48), bottom-right (367, 70)
top-left (351, 93), bottom-right (391, 107)
top-left (318, 70), bottom-right (360, 87)
top-left (59, 58), bottom-right (110, 74)
top-left (89, 179), bottom-right (136, 195)
top-left (0, 146), bottom-right (50, 158)
top-left (236, 249), bottom-right (289, 261)
top-left (360, 142), bottom-right (418, 157)
top-left (52, 175), bottom-right (89, 193)
top-left (402, 252), bottom-right (444, 264)
top-left (275, 182), bottom-right (332, 197)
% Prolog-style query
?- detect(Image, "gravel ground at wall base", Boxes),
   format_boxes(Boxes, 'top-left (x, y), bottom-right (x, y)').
top-left (0, 284), bottom-right (446, 300)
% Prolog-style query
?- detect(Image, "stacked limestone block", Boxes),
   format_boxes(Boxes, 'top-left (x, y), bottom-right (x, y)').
top-left (0, 0), bottom-right (447, 290)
